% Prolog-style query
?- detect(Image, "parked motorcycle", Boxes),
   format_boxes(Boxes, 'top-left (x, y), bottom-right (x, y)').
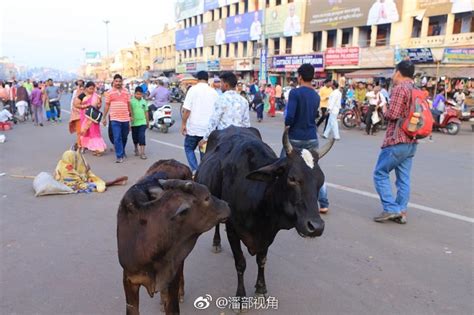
top-left (149, 103), bottom-right (175, 133)
top-left (432, 101), bottom-right (462, 135)
top-left (342, 102), bottom-right (387, 131)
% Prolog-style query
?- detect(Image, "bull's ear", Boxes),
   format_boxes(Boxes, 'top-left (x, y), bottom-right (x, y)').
top-left (246, 160), bottom-right (287, 182)
top-left (171, 202), bottom-right (191, 220)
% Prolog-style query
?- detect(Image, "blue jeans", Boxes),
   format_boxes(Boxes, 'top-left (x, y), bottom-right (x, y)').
top-left (373, 143), bottom-right (417, 213)
top-left (280, 138), bottom-right (329, 208)
top-left (184, 135), bottom-right (203, 172)
top-left (111, 121), bottom-right (130, 159)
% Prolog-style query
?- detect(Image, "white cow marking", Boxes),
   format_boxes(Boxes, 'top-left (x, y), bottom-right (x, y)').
top-left (301, 149), bottom-right (314, 169)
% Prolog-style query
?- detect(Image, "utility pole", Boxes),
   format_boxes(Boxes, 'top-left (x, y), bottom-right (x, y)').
top-left (259, 3), bottom-right (267, 84)
top-left (103, 20), bottom-right (110, 58)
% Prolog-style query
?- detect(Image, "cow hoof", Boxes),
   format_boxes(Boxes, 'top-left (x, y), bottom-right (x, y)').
top-left (254, 292), bottom-right (268, 299)
top-left (212, 245), bottom-right (222, 253)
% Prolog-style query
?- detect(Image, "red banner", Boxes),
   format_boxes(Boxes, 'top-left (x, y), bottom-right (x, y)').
top-left (325, 47), bottom-right (360, 66)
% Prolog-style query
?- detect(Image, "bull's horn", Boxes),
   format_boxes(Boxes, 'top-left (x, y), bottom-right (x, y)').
top-left (316, 138), bottom-right (335, 159)
top-left (159, 179), bottom-right (193, 193)
top-left (282, 127), bottom-right (293, 155)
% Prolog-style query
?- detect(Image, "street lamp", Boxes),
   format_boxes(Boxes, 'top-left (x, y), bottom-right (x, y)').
top-left (103, 20), bottom-right (110, 58)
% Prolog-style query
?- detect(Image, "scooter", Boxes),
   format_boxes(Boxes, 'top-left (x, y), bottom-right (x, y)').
top-left (433, 101), bottom-right (462, 135)
top-left (149, 103), bottom-right (175, 133)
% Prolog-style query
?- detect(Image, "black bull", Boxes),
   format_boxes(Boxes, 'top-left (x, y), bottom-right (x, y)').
top-left (196, 126), bottom-right (334, 300)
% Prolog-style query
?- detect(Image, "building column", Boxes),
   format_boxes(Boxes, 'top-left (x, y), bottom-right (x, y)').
top-left (352, 27), bottom-right (360, 46)
top-left (370, 25), bottom-right (377, 47)
top-left (280, 37), bottom-right (286, 54)
top-left (321, 30), bottom-right (328, 50)
top-left (336, 29), bottom-right (343, 47)
top-left (268, 39), bottom-right (275, 56)
top-left (446, 13), bottom-right (455, 36)
top-left (229, 43), bottom-right (235, 58)
top-left (238, 42), bottom-right (244, 58)
top-left (222, 44), bottom-right (227, 58)
top-left (421, 17), bottom-right (429, 37)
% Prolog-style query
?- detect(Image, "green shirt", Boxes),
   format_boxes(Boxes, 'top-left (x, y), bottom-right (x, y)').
top-left (130, 97), bottom-right (148, 127)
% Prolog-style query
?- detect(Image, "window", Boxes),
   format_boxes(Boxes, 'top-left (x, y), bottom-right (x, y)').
top-left (211, 10), bottom-right (215, 21)
top-left (327, 30), bottom-right (337, 48)
top-left (225, 43), bottom-right (230, 57)
top-left (453, 12), bottom-right (473, 34)
top-left (218, 8), bottom-right (222, 19)
top-left (285, 37), bottom-right (292, 54)
top-left (359, 26), bottom-right (372, 47)
top-left (274, 38), bottom-right (280, 55)
top-left (243, 42), bottom-right (248, 56)
top-left (252, 40), bottom-right (258, 57)
top-left (313, 32), bottom-right (322, 51)
top-left (234, 43), bottom-right (238, 57)
top-left (276, 0), bottom-right (282, 5)
top-left (342, 28), bottom-right (353, 46)
top-left (376, 24), bottom-right (391, 46)
top-left (218, 45), bottom-right (222, 58)
top-left (199, 47), bottom-right (203, 57)
top-left (412, 18), bottom-right (422, 38)
top-left (266, 0), bottom-right (270, 8)
top-left (428, 15), bottom-right (447, 36)
top-left (211, 46), bottom-right (215, 56)
top-left (244, 0), bottom-right (248, 13)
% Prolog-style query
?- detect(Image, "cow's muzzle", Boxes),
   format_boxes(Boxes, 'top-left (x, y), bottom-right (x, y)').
top-left (297, 218), bottom-right (325, 238)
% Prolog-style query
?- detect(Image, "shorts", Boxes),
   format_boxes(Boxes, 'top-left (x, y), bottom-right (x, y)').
top-left (131, 125), bottom-right (147, 146)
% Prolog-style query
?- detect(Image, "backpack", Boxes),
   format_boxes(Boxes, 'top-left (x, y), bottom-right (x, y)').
top-left (399, 87), bottom-right (433, 139)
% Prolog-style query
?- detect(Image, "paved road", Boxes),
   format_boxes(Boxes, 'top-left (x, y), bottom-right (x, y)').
top-left (1, 95), bottom-right (473, 315)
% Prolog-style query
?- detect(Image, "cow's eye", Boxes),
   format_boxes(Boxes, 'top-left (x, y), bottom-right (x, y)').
top-left (205, 195), bottom-right (210, 202)
top-left (288, 177), bottom-right (298, 185)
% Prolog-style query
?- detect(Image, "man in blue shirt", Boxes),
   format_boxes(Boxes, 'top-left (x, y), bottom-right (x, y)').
top-left (284, 63), bottom-right (330, 214)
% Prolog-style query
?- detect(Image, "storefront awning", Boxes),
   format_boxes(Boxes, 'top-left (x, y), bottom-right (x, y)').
top-left (415, 66), bottom-right (474, 78)
top-left (345, 69), bottom-right (394, 79)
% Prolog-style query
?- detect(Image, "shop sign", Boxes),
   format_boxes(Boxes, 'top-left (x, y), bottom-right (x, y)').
top-left (176, 63), bottom-right (186, 73)
top-left (325, 47), bottom-right (360, 66)
top-left (220, 58), bottom-right (234, 71)
top-left (442, 48), bottom-right (474, 64)
top-left (207, 60), bottom-right (220, 71)
top-left (272, 54), bottom-right (324, 72)
top-left (259, 49), bottom-right (267, 82)
top-left (395, 48), bottom-right (434, 64)
top-left (235, 59), bottom-right (254, 71)
top-left (186, 62), bottom-right (197, 72)
top-left (196, 62), bottom-right (208, 71)
top-left (359, 47), bottom-right (395, 68)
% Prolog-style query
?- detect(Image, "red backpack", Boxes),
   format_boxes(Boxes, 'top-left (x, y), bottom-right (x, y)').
top-left (400, 88), bottom-right (433, 139)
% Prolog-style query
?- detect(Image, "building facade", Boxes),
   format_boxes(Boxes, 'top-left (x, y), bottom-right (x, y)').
top-left (173, 0), bottom-right (473, 85)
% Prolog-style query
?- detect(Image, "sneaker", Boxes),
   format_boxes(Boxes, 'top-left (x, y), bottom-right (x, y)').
top-left (140, 154), bottom-right (147, 160)
top-left (39, 123), bottom-right (44, 127)
top-left (390, 211), bottom-right (407, 224)
top-left (373, 211), bottom-right (401, 223)
top-left (115, 158), bottom-right (124, 163)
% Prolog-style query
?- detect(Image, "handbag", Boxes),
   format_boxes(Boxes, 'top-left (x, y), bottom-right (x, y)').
top-left (85, 106), bottom-right (103, 123)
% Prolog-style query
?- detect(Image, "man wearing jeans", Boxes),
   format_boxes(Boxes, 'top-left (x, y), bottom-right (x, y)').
top-left (181, 71), bottom-right (218, 174)
top-left (45, 79), bottom-right (62, 122)
top-left (373, 60), bottom-right (417, 224)
top-left (284, 63), bottom-right (329, 214)
top-left (103, 74), bottom-right (132, 163)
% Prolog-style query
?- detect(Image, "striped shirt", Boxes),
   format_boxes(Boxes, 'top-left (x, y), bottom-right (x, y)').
top-left (105, 88), bottom-right (131, 122)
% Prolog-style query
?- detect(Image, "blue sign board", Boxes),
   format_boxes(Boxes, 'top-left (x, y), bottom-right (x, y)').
top-left (175, 25), bottom-right (202, 51)
top-left (272, 54), bottom-right (324, 72)
top-left (225, 11), bottom-right (263, 44)
top-left (395, 48), bottom-right (434, 64)
top-left (259, 49), bottom-right (267, 82)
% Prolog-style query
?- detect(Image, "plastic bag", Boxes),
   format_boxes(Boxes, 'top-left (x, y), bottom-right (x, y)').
top-left (33, 172), bottom-right (75, 197)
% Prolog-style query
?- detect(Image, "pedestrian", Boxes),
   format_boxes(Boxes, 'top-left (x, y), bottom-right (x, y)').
top-left (103, 74), bottom-right (132, 163)
top-left (23, 79), bottom-right (33, 95)
top-left (77, 81), bottom-right (107, 156)
top-left (130, 86), bottom-right (149, 160)
top-left (15, 83), bottom-right (29, 121)
top-left (354, 82), bottom-right (367, 126)
top-left (275, 82), bottom-right (283, 110)
top-left (70, 84), bottom-right (85, 148)
top-left (316, 79), bottom-right (333, 131)
top-left (70, 80), bottom-right (84, 110)
top-left (365, 83), bottom-right (378, 135)
top-left (45, 78), bottom-right (62, 122)
top-left (180, 71), bottom-right (218, 173)
top-left (373, 60), bottom-right (418, 224)
top-left (213, 78), bottom-right (223, 95)
top-left (323, 82), bottom-right (342, 140)
top-left (0, 81), bottom-right (7, 108)
top-left (30, 82), bottom-right (44, 127)
top-left (251, 85), bottom-right (265, 122)
top-left (266, 84), bottom-right (276, 117)
top-left (284, 63), bottom-right (329, 214)
top-left (199, 72), bottom-right (250, 148)
top-left (453, 88), bottom-right (466, 111)
top-left (431, 86), bottom-right (446, 124)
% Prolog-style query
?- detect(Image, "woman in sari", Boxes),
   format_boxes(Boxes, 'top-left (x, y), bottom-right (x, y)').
top-left (69, 85), bottom-right (84, 148)
top-left (266, 84), bottom-right (276, 117)
top-left (74, 81), bottom-right (106, 155)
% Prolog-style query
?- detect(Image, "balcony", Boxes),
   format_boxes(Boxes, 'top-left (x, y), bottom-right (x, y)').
top-left (408, 32), bottom-right (474, 48)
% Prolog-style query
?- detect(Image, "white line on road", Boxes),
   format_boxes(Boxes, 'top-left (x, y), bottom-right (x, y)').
top-left (149, 138), bottom-right (474, 224)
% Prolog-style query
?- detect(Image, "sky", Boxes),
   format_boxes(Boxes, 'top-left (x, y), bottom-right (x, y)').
top-left (0, 0), bottom-right (176, 72)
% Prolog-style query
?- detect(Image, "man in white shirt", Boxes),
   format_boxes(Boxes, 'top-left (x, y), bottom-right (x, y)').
top-left (250, 11), bottom-right (262, 41)
top-left (215, 20), bottom-right (226, 45)
top-left (367, 0), bottom-right (400, 25)
top-left (323, 81), bottom-right (342, 140)
top-left (283, 3), bottom-right (301, 37)
top-left (453, 89), bottom-right (466, 111)
top-left (181, 71), bottom-right (218, 173)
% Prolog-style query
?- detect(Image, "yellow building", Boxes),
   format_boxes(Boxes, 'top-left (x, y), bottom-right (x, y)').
top-left (173, 0), bottom-right (473, 84)
top-left (150, 24), bottom-right (177, 75)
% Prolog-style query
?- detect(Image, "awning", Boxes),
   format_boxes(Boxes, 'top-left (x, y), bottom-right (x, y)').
top-left (345, 69), bottom-right (394, 79)
top-left (415, 66), bottom-right (474, 78)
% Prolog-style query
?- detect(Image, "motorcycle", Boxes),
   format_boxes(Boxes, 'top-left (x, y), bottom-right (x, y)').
top-left (342, 101), bottom-right (387, 131)
top-left (432, 101), bottom-right (462, 135)
top-left (170, 87), bottom-right (185, 103)
top-left (149, 103), bottom-right (175, 133)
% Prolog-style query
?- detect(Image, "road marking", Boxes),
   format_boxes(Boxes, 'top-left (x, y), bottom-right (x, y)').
top-left (62, 109), bottom-right (71, 114)
top-left (149, 138), bottom-right (474, 224)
